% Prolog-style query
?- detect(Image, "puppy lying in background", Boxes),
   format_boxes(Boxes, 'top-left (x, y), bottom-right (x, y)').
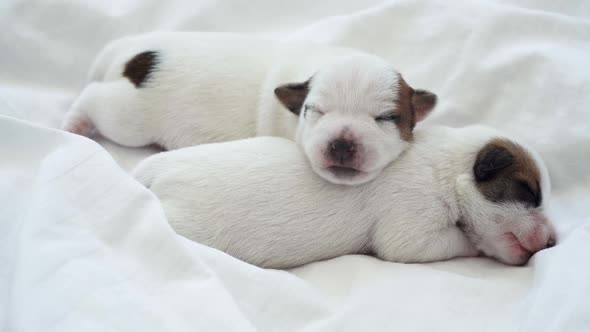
top-left (133, 125), bottom-right (556, 269)
top-left (62, 32), bottom-right (436, 185)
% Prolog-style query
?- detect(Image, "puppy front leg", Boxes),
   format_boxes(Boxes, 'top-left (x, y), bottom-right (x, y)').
top-left (417, 226), bottom-right (479, 262)
top-left (377, 226), bottom-right (478, 263)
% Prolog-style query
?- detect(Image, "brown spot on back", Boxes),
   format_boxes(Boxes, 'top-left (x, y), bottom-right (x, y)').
top-left (394, 76), bottom-right (416, 141)
top-left (474, 138), bottom-right (543, 207)
top-left (123, 51), bottom-right (159, 88)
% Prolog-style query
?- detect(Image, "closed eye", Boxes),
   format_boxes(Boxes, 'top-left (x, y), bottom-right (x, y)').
top-left (516, 180), bottom-right (540, 207)
top-left (304, 104), bottom-right (324, 118)
top-left (375, 112), bottom-right (399, 123)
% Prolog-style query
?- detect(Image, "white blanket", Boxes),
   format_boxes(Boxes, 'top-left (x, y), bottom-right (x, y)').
top-left (1, 0), bottom-right (589, 331)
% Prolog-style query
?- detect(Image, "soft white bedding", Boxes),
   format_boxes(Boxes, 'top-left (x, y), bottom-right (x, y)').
top-left (1, 0), bottom-right (589, 331)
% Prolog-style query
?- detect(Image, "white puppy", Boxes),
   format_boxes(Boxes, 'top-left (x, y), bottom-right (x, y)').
top-left (133, 126), bottom-right (556, 269)
top-left (62, 32), bottom-right (436, 185)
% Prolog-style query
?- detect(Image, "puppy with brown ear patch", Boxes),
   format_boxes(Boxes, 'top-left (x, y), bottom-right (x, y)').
top-left (61, 32), bottom-right (436, 185)
top-left (133, 125), bottom-right (556, 268)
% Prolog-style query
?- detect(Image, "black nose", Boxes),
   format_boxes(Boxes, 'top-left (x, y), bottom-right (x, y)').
top-left (329, 139), bottom-right (356, 164)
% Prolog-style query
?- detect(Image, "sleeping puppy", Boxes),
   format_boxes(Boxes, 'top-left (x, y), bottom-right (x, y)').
top-left (61, 32), bottom-right (436, 185)
top-left (133, 125), bottom-right (556, 269)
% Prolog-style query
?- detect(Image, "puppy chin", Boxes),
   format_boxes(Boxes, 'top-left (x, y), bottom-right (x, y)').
top-left (474, 219), bottom-right (556, 266)
top-left (485, 245), bottom-right (532, 266)
top-left (460, 227), bottom-right (525, 265)
top-left (476, 233), bottom-right (535, 266)
top-left (312, 164), bottom-right (379, 185)
top-left (303, 141), bottom-right (390, 185)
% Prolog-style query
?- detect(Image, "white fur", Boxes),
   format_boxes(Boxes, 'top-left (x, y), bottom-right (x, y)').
top-left (294, 56), bottom-right (409, 185)
top-left (133, 125), bottom-right (556, 268)
top-left (62, 32), bottom-right (431, 185)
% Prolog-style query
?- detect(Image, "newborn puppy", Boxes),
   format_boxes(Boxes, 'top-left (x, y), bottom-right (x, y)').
top-left (62, 32), bottom-right (436, 185)
top-left (133, 126), bottom-right (556, 269)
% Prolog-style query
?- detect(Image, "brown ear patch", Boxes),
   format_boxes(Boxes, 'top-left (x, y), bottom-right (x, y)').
top-left (394, 76), bottom-right (416, 141)
top-left (474, 138), bottom-right (542, 207)
top-left (123, 51), bottom-right (159, 88)
top-left (394, 75), bottom-right (437, 142)
top-left (274, 79), bottom-right (311, 115)
top-left (412, 89), bottom-right (437, 122)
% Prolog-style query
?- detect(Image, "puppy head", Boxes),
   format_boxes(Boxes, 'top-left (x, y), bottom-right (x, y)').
top-left (274, 55), bottom-right (436, 185)
top-left (457, 138), bottom-right (556, 265)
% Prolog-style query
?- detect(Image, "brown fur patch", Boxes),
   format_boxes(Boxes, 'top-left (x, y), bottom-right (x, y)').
top-left (274, 78), bottom-right (311, 115)
top-left (394, 75), bottom-right (437, 142)
top-left (394, 75), bottom-right (416, 141)
top-left (123, 51), bottom-right (159, 88)
top-left (412, 89), bottom-right (437, 121)
top-left (474, 138), bottom-right (542, 207)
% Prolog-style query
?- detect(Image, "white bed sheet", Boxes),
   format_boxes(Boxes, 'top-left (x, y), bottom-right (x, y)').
top-left (1, 0), bottom-right (589, 331)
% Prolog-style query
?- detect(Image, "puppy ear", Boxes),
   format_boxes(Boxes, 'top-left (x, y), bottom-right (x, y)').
top-left (474, 145), bottom-right (514, 182)
top-left (411, 89), bottom-right (437, 122)
top-left (274, 80), bottom-right (310, 115)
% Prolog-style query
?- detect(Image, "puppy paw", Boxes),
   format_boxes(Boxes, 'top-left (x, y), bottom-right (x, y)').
top-left (463, 243), bottom-right (481, 257)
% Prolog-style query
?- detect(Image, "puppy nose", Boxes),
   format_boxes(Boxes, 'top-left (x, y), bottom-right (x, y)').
top-left (329, 139), bottom-right (356, 163)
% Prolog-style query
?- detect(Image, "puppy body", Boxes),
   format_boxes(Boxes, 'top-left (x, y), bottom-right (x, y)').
top-left (63, 32), bottom-right (436, 185)
top-left (134, 125), bottom-right (556, 268)
top-left (66, 32), bottom-right (276, 147)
